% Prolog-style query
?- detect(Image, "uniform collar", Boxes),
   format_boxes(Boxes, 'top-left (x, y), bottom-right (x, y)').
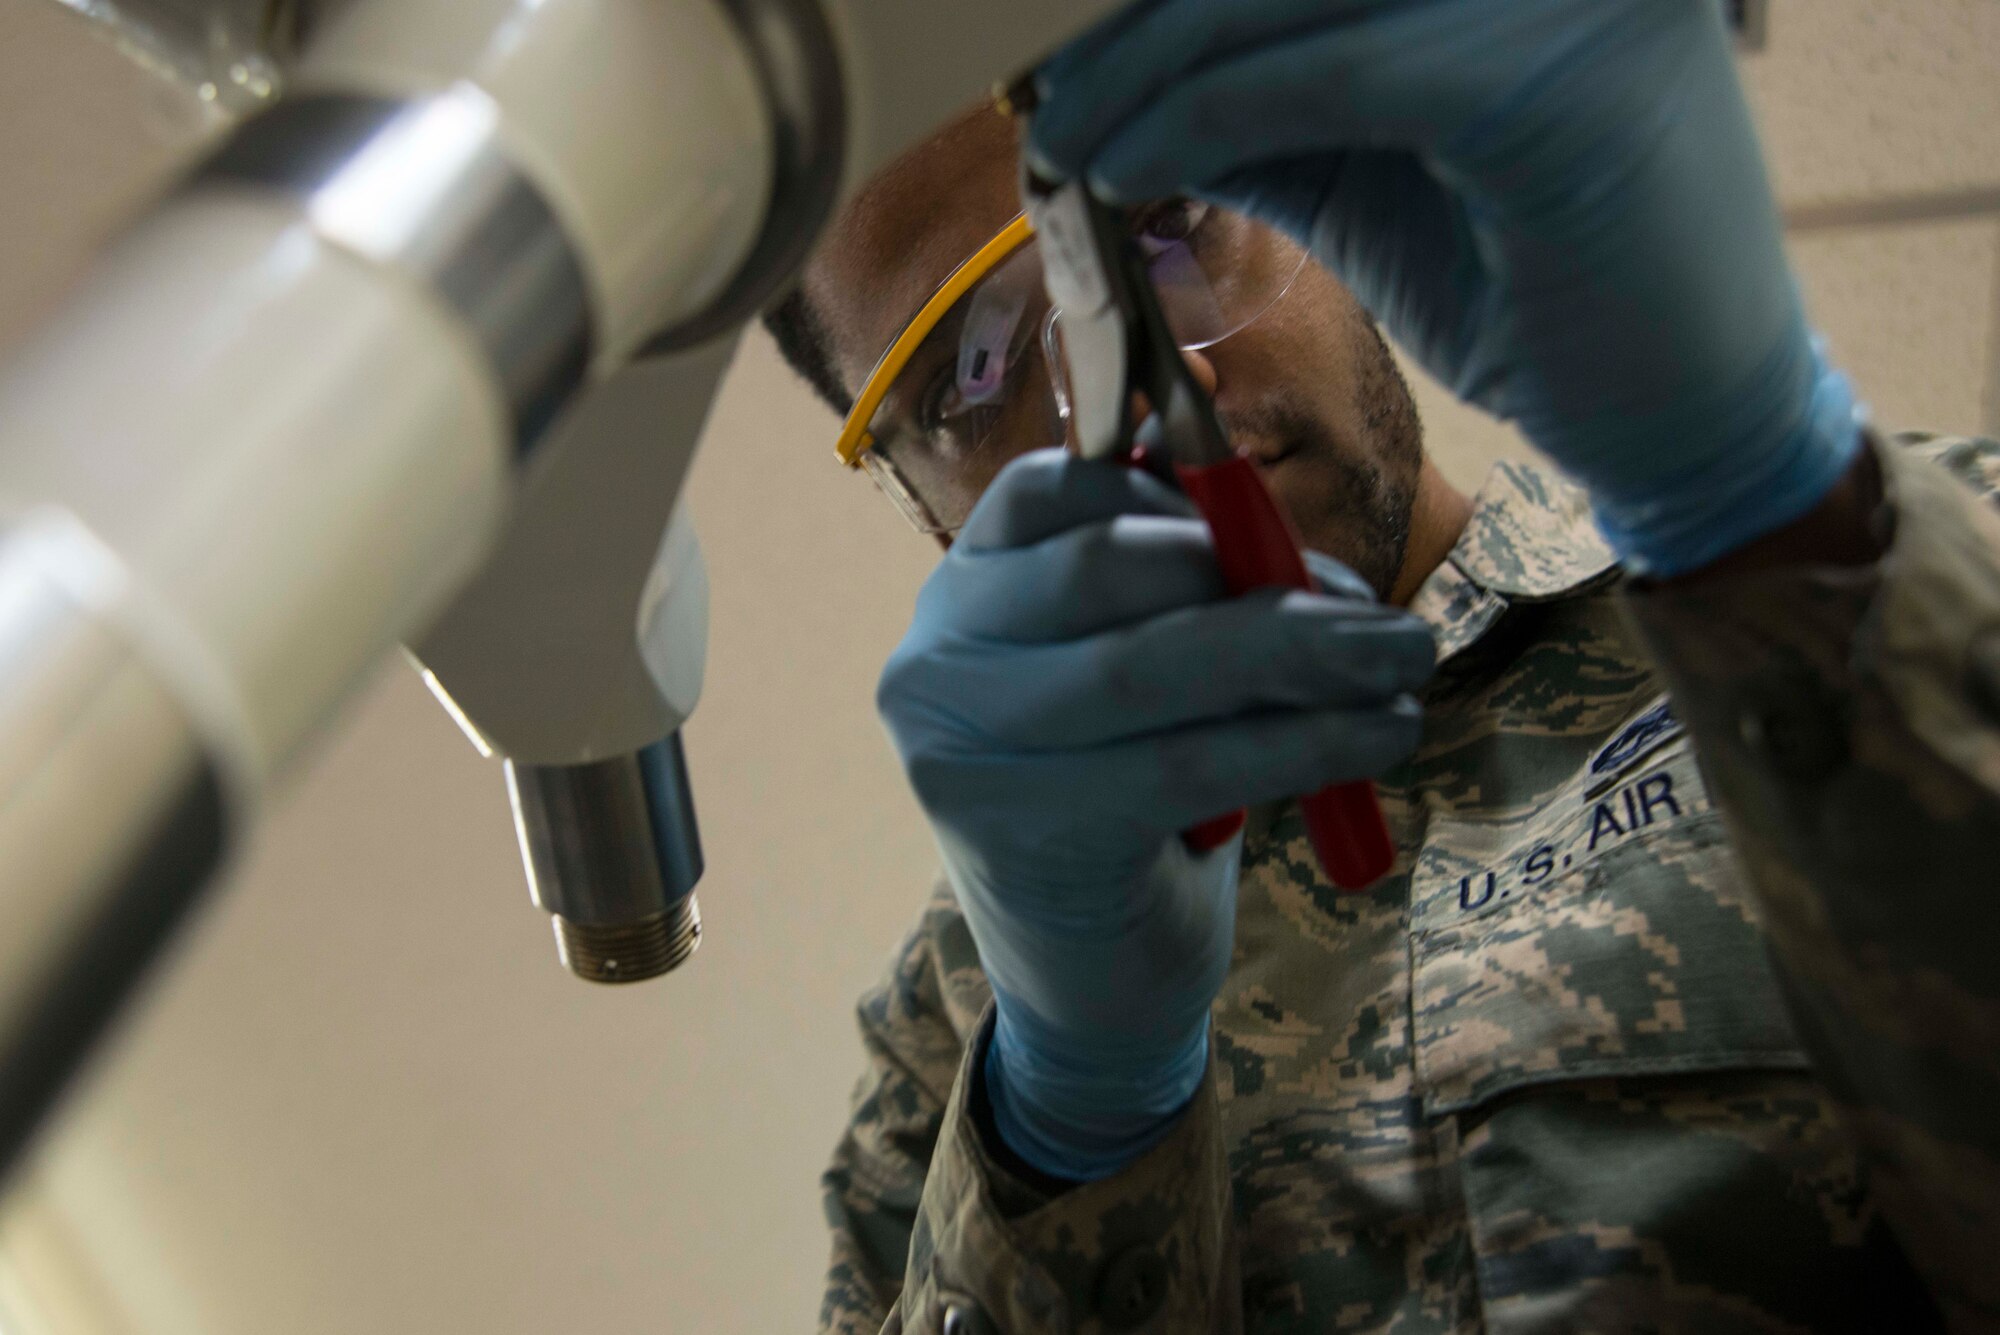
top-left (1245, 462), bottom-right (1619, 844)
top-left (1410, 460), bottom-right (1621, 663)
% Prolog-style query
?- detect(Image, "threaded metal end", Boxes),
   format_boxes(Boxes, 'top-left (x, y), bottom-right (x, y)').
top-left (551, 895), bottom-right (701, 984)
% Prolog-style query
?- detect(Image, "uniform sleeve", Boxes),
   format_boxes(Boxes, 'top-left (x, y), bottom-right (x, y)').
top-left (824, 891), bottom-right (1240, 1335)
top-left (891, 1013), bottom-right (1240, 1335)
top-left (1619, 432), bottom-right (2000, 1331)
top-left (820, 900), bottom-right (970, 1334)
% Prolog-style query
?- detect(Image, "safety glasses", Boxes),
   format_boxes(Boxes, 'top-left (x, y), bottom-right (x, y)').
top-left (834, 201), bottom-right (1308, 535)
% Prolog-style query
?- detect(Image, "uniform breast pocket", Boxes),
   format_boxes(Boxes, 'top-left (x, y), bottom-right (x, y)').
top-left (1406, 742), bottom-right (1942, 1332)
top-left (1411, 744), bottom-right (1809, 1116)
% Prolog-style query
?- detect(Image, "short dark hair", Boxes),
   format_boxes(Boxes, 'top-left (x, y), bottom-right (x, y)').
top-left (761, 286), bottom-right (853, 417)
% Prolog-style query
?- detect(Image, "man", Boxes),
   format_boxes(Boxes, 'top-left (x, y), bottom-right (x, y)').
top-left (766, 2), bottom-right (2000, 1331)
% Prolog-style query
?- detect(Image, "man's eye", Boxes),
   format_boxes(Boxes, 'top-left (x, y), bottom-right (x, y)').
top-left (914, 363), bottom-right (1014, 462)
top-left (918, 366), bottom-right (964, 434)
top-left (917, 367), bottom-right (993, 458)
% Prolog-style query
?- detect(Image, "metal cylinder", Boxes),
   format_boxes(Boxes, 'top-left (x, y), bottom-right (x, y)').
top-left (552, 896), bottom-right (702, 984)
top-left (505, 732), bottom-right (704, 984)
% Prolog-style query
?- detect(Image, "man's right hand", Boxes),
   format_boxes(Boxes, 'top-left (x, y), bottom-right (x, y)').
top-left (877, 450), bottom-right (1433, 1181)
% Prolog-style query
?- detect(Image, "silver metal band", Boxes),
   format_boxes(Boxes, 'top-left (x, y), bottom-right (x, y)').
top-left (196, 86), bottom-right (595, 453)
top-left (641, 0), bottom-right (847, 355)
top-left (506, 731), bottom-right (705, 984)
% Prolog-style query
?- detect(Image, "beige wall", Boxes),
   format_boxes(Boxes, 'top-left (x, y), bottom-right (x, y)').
top-left (0, 2), bottom-right (1997, 1332)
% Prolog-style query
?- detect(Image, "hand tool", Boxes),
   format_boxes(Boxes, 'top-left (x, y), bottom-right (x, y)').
top-left (1022, 168), bottom-right (1396, 891)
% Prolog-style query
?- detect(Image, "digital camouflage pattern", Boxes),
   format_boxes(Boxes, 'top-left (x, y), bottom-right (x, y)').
top-left (822, 434), bottom-right (1999, 1335)
top-left (1623, 432), bottom-right (2000, 1332)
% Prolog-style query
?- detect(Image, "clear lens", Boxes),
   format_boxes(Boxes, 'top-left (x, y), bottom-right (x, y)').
top-left (863, 204), bottom-right (1308, 535)
top-left (1131, 198), bottom-right (1303, 350)
top-left (865, 243), bottom-right (1061, 537)
top-left (860, 449), bottom-right (952, 535)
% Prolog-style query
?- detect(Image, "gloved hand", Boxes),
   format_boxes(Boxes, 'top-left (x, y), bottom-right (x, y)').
top-left (878, 450), bottom-right (1433, 1181)
top-left (1029, 0), bottom-right (1862, 576)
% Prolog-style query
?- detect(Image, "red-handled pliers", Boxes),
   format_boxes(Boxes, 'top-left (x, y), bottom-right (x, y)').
top-left (1023, 170), bottom-right (1394, 891)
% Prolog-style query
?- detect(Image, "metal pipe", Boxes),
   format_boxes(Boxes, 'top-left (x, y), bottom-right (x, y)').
top-left (508, 733), bottom-right (705, 984)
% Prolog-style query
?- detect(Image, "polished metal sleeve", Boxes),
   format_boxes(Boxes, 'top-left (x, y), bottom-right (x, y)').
top-left (506, 732), bottom-right (705, 984)
top-left (196, 85), bottom-right (595, 451)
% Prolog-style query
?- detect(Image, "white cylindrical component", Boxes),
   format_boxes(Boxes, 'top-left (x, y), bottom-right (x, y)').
top-left (298, 0), bottom-right (775, 368)
top-left (0, 516), bottom-right (222, 1173)
top-left (0, 189), bottom-right (511, 799)
top-left (0, 519), bottom-right (210, 970)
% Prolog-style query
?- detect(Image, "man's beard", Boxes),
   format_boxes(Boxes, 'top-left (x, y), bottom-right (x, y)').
top-left (1222, 322), bottom-right (1423, 600)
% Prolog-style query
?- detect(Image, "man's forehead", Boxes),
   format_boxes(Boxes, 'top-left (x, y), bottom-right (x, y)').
top-left (809, 106), bottom-right (1025, 396)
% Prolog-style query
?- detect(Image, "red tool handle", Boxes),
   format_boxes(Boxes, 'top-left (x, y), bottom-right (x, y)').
top-left (1173, 455), bottom-right (1396, 892)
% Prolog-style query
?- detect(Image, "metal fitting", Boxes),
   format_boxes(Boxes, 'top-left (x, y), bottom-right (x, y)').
top-left (506, 732), bottom-right (705, 984)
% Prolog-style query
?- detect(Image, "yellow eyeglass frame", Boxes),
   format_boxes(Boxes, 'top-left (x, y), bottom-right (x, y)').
top-left (834, 213), bottom-right (1038, 469)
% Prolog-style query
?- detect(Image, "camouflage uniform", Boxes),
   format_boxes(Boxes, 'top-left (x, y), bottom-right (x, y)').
top-left (821, 432), bottom-right (2000, 1335)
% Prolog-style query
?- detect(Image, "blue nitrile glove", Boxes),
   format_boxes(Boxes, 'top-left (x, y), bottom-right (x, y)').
top-left (876, 451), bottom-right (1433, 1181)
top-left (1029, 0), bottom-right (1863, 576)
